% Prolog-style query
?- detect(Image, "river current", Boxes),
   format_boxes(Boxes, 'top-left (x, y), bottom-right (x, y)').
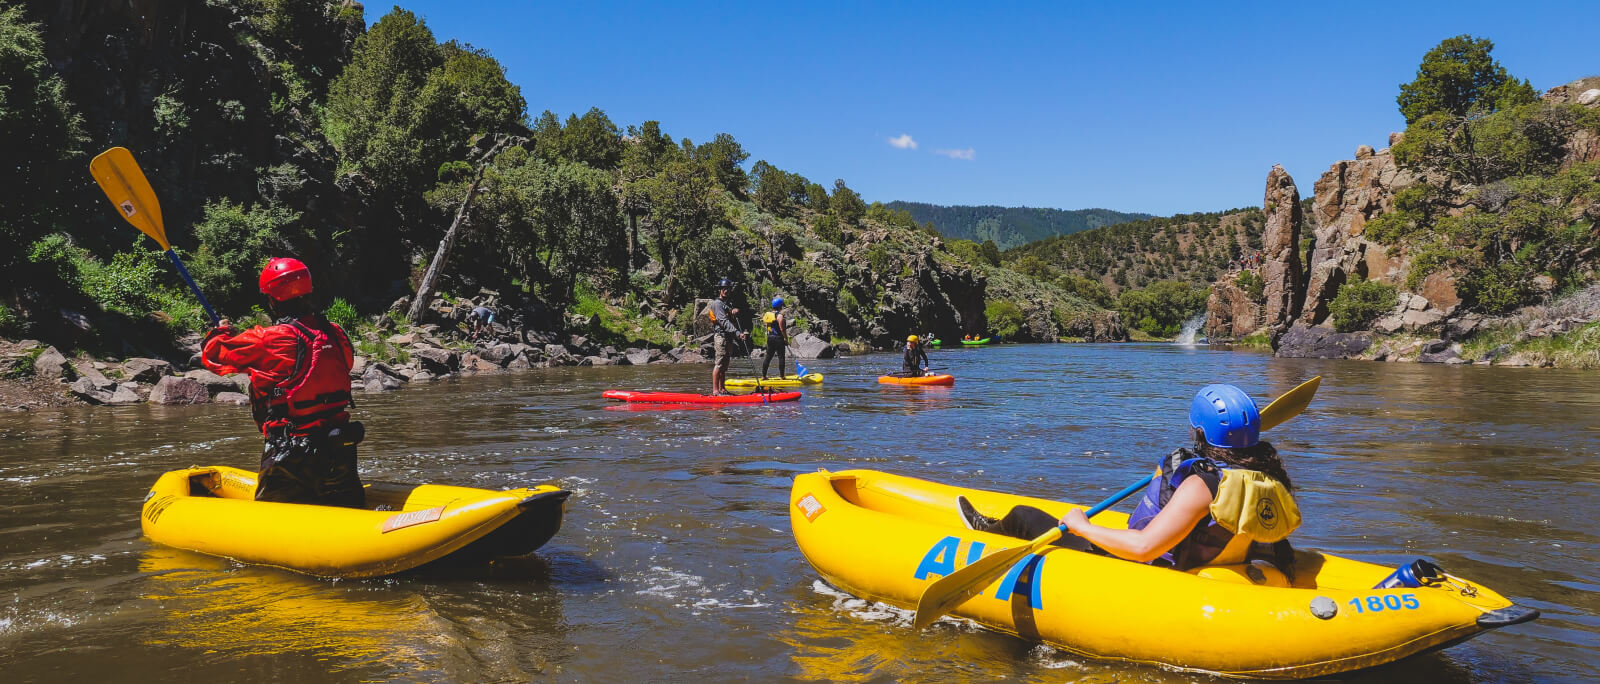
top-left (1, 343), bottom-right (1595, 682)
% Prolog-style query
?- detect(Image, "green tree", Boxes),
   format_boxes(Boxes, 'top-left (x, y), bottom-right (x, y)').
top-left (985, 299), bottom-right (1025, 339)
top-left (1, 6), bottom-right (84, 274)
top-left (562, 107), bottom-right (625, 169)
top-left (830, 179), bottom-right (866, 226)
top-left (805, 182), bottom-right (829, 213)
top-left (188, 201), bottom-right (308, 313)
top-left (644, 159), bottom-right (725, 304)
top-left (323, 9), bottom-right (446, 189)
top-left (696, 132), bottom-right (749, 196)
top-left (1329, 277), bottom-right (1399, 332)
top-left (979, 239), bottom-right (1001, 266)
top-left (1397, 35), bottom-right (1536, 124)
top-left (1116, 280), bottom-right (1207, 337)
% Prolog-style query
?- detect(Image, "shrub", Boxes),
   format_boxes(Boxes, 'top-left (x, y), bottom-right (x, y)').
top-left (188, 200), bottom-right (305, 314)
top-left (0, 303), bottom-right (24, 337)
top-left (1116, 280), bottom-right (1207, 337)
top-left (1329, 278), bottom-right (1399, 332)
top-left (325, 297), bottom-right (361, 330)
top-left (985, 299), bottom-right (1025, 339)
top-left (813, 214), bottom-right (842, 247)
top-left (1235, 270), bottom-right (1265, 302)
top-left (1457, 261), bottom-right (1535, 314)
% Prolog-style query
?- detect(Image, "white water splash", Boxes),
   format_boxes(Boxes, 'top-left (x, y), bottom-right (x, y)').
top-left (1175, 313), bottom-right (1207, 345)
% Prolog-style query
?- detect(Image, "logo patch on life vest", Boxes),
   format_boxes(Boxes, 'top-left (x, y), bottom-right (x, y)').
top-left (795, 493), bottom-right (826, 522)
top-left (380, 506), bottom-right (445, 533)
top-left (1256, 498), bottom-right (1278, 530)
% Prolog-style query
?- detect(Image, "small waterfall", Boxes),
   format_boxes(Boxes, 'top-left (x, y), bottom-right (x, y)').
top-left (1175, 314), bottom-right (1207, 345)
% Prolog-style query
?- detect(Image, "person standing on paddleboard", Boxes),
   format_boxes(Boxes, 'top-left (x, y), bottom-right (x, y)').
top-left (707, 278), bottom-right (747, 396)
top-left (958, 383), bottom-right (1300, 576)
top-left (902, 334), bottom-right (930, 376)
top-left (760, 297), bottom-right (789, 380)
top-left (201, 258), bottom-right (364, 508)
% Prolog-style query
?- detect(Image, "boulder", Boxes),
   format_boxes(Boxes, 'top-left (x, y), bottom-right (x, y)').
top-left (361, 363), bottom-right (405, 392)
top-left (351, 356), bottom-right (368, 377)
top-left (70, 377), bottom-right (112, 404)
top-left (72, 362), bottom-right (116, 390)
top-left (387, 333), bottom-right (420, 345)
top-left (411, 370), bottom-right (436, 382)
top-left (1274, 325), bottom-right (1372, 359)
top-left (213, 391), bottom-right (250, 405)
top-left (106, 384), bottom-right (142, 405)
top-left (123, 358), bottom-right (172, 383)
top-left (1418, 344), bottom-right (1462, 364)
top-left (184, 369), bottom-right (241, 396)
top-left (461, 354), bottom-right (502, 372)
top-left (149, 376), bottom-right (211, 405)
top-left (1420, 338), bottom-right (1449, 354)
top-left (789, 332), bottom-right (836, 359)
top-left (674, 348), bottom-right (708, 364)
top-left (411, 346), bottom-right (459, 375)
top-left (1355, 144), bottom-right (1375, 159)
top-left (1580, 88), bottom-right (1600, 106)
top-left (1496, 353), bottom-right (1536, 367)
top-left (581, 355), bottom-right (614, 366)
top-left (506, 354), bottom-right (532, 370)
top-left (33, 346), bottom-right (73, 382)
top-left (1399, 308), bottom-right (1445, 330)
top-left (479, 343), bottom-right (520, 367)
top-left (624, 348), bottom-right (653, 366)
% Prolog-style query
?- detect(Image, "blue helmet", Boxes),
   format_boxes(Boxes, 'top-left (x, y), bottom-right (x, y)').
top-left (1189, 384), bottom-right (1261, 449)
top-left (771, 297), bottom-right (784, 309)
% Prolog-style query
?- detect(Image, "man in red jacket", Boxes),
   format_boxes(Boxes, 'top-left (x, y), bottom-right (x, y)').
top-left (202, 257), bottom-right (364, 507)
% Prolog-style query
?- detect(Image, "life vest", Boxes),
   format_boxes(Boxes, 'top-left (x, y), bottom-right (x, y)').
top-left (764, 311), bottom-right (782, 337)
top-left (1126, 449), bottom-right (1299, 570)
top-left (253, 318), bottom-right (354, 436)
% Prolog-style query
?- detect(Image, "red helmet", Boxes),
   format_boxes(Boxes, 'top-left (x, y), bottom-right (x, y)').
top-left (259, 257), bottom-right (312, 302)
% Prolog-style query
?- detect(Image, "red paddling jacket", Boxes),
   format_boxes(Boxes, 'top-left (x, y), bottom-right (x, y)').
top-left (203, 316), bottom-right (355, 436)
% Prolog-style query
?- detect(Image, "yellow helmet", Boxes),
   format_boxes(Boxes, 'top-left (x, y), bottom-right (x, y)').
top-left (907, 334), bottom-right (919, 343)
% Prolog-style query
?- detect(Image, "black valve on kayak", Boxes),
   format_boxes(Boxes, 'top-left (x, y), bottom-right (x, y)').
top-left (1374, 559), bottom-right (1445, 589)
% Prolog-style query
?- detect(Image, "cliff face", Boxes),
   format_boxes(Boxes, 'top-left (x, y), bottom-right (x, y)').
top-left (1302, 142), bottom-right (1428, 326)
top-left (1261, 164), bottom-right (1303, 342)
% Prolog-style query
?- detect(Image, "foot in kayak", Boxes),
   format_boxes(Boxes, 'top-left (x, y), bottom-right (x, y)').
top-left (957, 495), bottom-right (998, 530)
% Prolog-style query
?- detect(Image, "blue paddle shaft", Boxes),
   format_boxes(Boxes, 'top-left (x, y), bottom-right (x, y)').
top-left (1054, 473), bottom-right (1155, 533)
top-left (165, 249), bottom-right (219, 326)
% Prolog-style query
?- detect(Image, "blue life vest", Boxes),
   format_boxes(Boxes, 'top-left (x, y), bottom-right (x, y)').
top-left (1126, 449), bottom-right (1235, 570)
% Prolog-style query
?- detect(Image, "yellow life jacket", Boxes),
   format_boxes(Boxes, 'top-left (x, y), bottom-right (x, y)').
top-left (1209, 468), bottom-right (1301, 543)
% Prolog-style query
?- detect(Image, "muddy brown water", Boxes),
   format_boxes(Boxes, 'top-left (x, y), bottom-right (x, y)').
top-left (1, 344), bottom-right (1596, 682)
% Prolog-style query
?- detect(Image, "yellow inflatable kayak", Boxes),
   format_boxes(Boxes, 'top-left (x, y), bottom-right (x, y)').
top-left (725, 372), bottom-right (824, 388)
top-left (789, 469), bottom-right (1537, 680)
top-left (142, 466), bottom-right (570, 578)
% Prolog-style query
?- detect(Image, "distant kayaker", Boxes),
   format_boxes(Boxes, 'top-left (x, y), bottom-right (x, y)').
top-left (202, 258), bottom-right (364, 508)
top-left (707, 277), bottom-right (747, 396)
top-left (468, 305), bottom-right (495, 340)
top-left (902, 334), bottom-right (930, 376)
top-left (960, 384), bottom-right (1298, 575)
top-left (760, 296), bottom-right (789, 380)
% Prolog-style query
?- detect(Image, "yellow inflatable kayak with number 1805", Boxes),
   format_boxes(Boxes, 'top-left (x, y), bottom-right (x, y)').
top-left (725, 372), bottom-right (824, 388)
top-left (789, 469), bottom-right (1537, 680)
top-left (142, 466), bottom-right (570, 578)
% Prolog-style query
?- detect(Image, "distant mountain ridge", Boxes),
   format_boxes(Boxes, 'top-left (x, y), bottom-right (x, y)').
top-left (886, 201), bottom-right (1153, 250)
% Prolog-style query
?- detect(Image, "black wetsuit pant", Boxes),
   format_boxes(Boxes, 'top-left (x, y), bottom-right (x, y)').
top-left (258, 427), bottom-right (365, 508)
top-left (761, 338), bottom-right (787, 378)
top-left (976, 505), bottom-right (1099, 552)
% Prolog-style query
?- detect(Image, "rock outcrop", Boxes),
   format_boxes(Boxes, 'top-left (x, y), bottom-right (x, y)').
top-left (1204, 277), bottom-right (1261, 340)
top-left (1302, 145), bottom-right (1423, 327)
top-left (1261, 165), bottom-right (1304, 344)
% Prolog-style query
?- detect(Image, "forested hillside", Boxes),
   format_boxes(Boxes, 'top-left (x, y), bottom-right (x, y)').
top-left (0, 0), bottom-right (1123, 367)
top-left (885, 202), bottom-right (1150, 250)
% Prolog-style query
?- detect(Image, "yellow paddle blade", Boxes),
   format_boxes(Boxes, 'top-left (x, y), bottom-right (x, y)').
top-left (1260, 375), bottom-right (1321, 432)
top-left (89, 147), bottom-right (168, 250)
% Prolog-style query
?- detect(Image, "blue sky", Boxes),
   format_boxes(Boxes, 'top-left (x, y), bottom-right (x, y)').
top-left (373, 1), bottom-right (1597, 217)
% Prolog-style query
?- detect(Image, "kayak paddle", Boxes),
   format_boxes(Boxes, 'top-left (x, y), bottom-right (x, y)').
top-left (910, 375), bottom-right (1322, 629)
top-left (88, 147), bottom-right (219, 326)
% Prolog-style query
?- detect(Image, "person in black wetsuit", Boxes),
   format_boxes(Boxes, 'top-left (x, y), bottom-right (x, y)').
top-left (761, 296), bottom-right (789, 380)
top-left (902, 334), bottom-right (930, 376)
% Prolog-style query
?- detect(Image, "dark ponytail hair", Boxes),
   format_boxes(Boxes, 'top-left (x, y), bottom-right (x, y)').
top-left (268, 296), bottom-right (315, 321)
top-left (1193, 428), bottom-right (1294, 490)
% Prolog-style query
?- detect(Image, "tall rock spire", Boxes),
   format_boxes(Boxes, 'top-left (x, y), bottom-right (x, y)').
top-left (1262, 164), bottom-right (1304, 347)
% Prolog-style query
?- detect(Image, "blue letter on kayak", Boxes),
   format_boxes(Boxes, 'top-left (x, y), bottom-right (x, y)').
top-left (994, 554), bottom-right (1045, 609)
top-left (914, 536), bottom-right (961, 580)
top-left (965, 541), bottom-right (986, 566)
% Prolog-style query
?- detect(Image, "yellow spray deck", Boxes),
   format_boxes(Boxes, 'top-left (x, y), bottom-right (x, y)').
top-left (789, 469), bottom-right (1536, 679)
top-left (142, 466), bottom-right (569, 578)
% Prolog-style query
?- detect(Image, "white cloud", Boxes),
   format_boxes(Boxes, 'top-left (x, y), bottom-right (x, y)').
top-left (934, 148), bottom-right (976, 161)
top-left (887, 134), bottom-right (918, 150)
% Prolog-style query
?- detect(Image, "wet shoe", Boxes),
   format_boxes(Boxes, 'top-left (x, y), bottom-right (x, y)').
top-left (957, 496), bottom-right (998, 531)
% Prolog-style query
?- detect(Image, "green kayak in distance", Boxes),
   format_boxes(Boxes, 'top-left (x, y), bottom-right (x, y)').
top-left (961, 337), bottom-right (991, 346)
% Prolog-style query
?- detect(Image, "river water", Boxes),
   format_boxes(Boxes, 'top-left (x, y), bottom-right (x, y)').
top-left (1, 344), bottom-right (1595, 682)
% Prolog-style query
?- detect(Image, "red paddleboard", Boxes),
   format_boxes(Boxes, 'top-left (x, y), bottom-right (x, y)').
top-left (601, 390), bottom-right (802, 404)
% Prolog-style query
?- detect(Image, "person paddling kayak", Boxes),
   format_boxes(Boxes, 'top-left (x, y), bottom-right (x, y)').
top-left (202, 258), bottom-right (364, 508)
top-left (902, 334), bottom-right (930, 376)
top-left (760, 296), bottom-right (789, 380)
top-left (707, 277), bottom-right (747, 396)
top-left (959, 383), bottom-right (1299, 575)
